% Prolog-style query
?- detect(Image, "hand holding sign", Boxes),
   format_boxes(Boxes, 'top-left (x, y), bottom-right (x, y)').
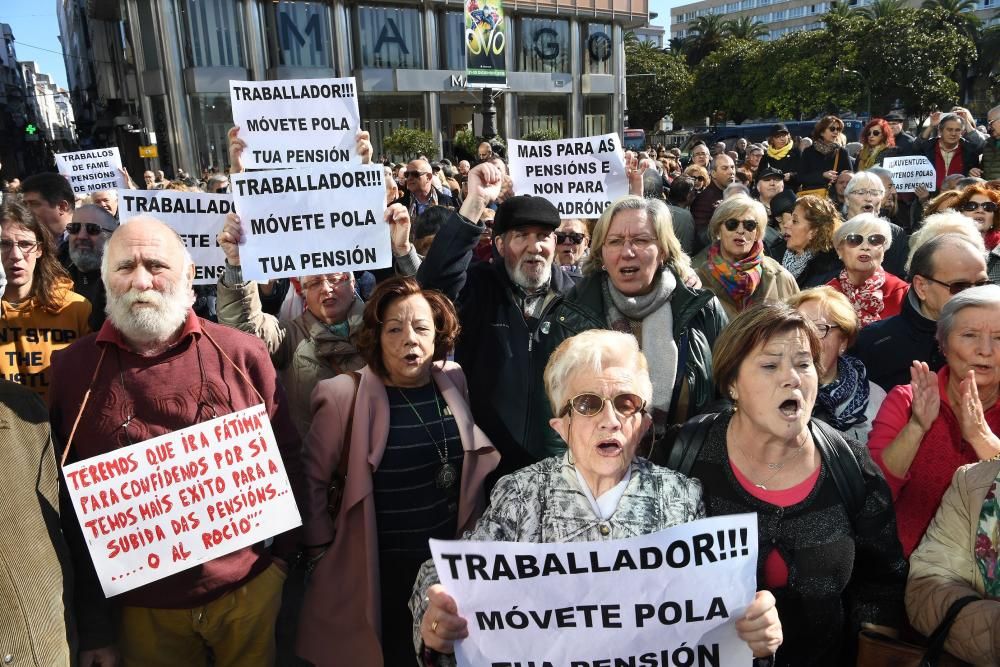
top-left (735, 591), bottom-right (782, 658)
top-left (356, 130), bottom-right (372, 165)
top-left (422, 584), bottom-right (470, 654)
top-left (219, 213), bottom-right (244, 266)
top-left (228, 126), bottom-right (247, 174)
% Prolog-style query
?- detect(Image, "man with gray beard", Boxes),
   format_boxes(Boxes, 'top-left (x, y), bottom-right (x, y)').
top-left (65, 204), bottom-right (117, 331)
top-left (417, 162), bottom-right (575, 479)
top-left (49, 216), bottom-right (301, 667)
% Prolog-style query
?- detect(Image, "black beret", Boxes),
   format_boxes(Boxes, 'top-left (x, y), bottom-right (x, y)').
top-left (770, 189), bottom-right (798, 218)
top-left (492, 195), bottom-right (561, 236)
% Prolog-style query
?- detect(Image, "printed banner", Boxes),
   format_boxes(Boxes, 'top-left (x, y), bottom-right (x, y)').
top-left (230, 77), bottom-right (361, 170)
top-left (229, 163), bottom-right (389, 281)
top-left (55, 148), bottom-right (125, 196)
top-left (509, 134), bottom-right (628, 219)
top-left (430, 514), bottom-right (758, 667)
top-left (464, 0), bottom-right (507, 88)
top-left (118, 190), bottom-right (231, 285)
top-left (62, 405), bottom-right (301, 597)
top-left (883, 155), bottom-right (937, 193)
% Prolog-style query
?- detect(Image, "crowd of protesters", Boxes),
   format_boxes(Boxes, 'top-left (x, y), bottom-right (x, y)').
top-left (0, 103), bottom-right (999, 667)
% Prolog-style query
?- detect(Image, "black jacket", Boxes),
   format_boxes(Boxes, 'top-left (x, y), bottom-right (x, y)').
top-left (767, 241), bottom-right (843, 288)
top-left (417, 211), bottom-right (577, 477)
top-left (851, 288), bottom-right (943, 392)
top-left (798, 146), bottom-right (853, 192)
top-left (913, 134), bottom-right (986, 186)
top-left (760, 147), bottom-right (802, 189)
top-left (67, 263), bottom-right (106, 332)
top-left (392, 187), bottom-right (460, 212)
top-left (539, 270), bottom-right (728, 452)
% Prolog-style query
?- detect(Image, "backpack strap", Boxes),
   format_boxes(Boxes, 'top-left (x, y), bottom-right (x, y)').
top-left (810, 418), bottom-right (866, 520)
top-left (662, 412), bottom-right (719, 477)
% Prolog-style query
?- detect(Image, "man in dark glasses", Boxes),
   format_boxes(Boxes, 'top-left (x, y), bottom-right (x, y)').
top-left (554, 218), bottom-right (590, 273)
top-left (66, 204), bottom-right (119, 330)
top-left (392, 158), bottom-right (460, 220)
top-left (854, 233), bottom-right (988, 391)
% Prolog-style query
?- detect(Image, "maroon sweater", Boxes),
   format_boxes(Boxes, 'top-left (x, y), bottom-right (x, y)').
top-left (50, 311), bottom-right (301, 647)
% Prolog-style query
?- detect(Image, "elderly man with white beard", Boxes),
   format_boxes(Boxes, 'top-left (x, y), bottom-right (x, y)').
top-left (66, 204), bottom-right (117, 331)
top-left (48, 216), bottom-right (302, 667)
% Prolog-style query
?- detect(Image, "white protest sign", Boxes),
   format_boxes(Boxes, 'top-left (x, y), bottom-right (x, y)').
top-left (509, 133), bottom-right (628, 219)
top-left (62, 405), bottom-right (301, 597)
top-left (883, 155), bottom-right (937, 193)
top-left (55, 148), bottom-right (125, 196)
top-left (118, 190), bottom-right (231, 285)
top-left (431, 513), bottom-right (758, 667)
top-left (230, 77), bottom-right (360, 170)
top-left (229, 163), bottom-right (389, 281)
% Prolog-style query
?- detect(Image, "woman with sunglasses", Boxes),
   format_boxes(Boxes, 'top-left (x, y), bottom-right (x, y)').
top-left (695, 195), bottom-right (798, 318)
top-left (797, 116), bottom-right (853, 198)
top-left (953, 184), bottom-right (1000, 251)
top-left (412, 330), bottom-right (783, 664)
top-left (0, 201), bottom-right (90, 401)
top-left (868, 285), bottom-right (1000, 557)
top-left (854, 118), bottom-right (897, 172)
top-left (826, 214), bottom-right (908, 327)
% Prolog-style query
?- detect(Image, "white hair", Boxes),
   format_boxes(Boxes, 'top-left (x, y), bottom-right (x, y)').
top-left (834, 213), bottom-right (893, 251)
top-left (844, 171), bottom-right (885, 197)
top-left (905, 212), bottom-right (984, 274)
top-left (937, 284), bottom-right (1000, 350)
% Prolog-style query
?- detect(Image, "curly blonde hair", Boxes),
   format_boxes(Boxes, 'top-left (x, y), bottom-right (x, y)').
top-left (794, 195), bottom-right (841, 253)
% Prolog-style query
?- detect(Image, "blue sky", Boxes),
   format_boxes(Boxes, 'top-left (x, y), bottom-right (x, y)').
top-left (0, 1), bottom-right (69, 89)
top-left (650, 0), bottom-right (683, 29)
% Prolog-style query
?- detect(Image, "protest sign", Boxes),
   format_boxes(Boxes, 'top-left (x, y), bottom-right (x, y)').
top-left (465, 0), bottom-right (507, 88)
top-left (230, 77), bottom-right (361, 170)
top-left (883, 155), bottom-right (937, 193)
top-left (229, 162), bottom-right (389, 281)
top-left (509, 134), bottom-right (627, 219)
top-left (62, 404), bottom-right (301, 597)
top-left (118, 190), bottom-right (231, 285)
top-left (431, 513), bottom-right (758, 667)
top-left (55, 148), bottom-right (125, 196)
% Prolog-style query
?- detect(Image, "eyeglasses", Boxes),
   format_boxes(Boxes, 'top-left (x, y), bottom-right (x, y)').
top-left (555, 231), bottom-right (586, 245)
top-left (812, 322), bottom-right (841, 339)
top-left (605, 236), bottom-right (656, 250)
top-left (301, 273), bottom-right (351, 291)
top-left (0, 239), bottom-right (39, 256)
top-left (842, 233), bottom-right (887, 248)
top-left (850, 189), bottom-right (884, 197)
top-left (918, 275), bottom-right (991, 295)
top-left (723, 218), bottom-right (758, 232)
top-left (865, 130), bottom-right (882, 137)
top-left (560, 392), bottom-right (646, 418)
top-left (960, 201), bottom-right (998, 213)
top-left (67, 222), bottom-right (114, 235)
top-left (404, 171), bottom-right (430, 179)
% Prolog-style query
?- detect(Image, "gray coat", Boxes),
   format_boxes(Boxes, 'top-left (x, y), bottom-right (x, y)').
top-left (409, 454), bottom-right (704, 663)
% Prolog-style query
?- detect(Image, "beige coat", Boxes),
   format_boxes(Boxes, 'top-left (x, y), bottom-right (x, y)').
top-left (216, 279), bottom-right (364, 437)
top-left (695, 251), bottom-right (799, 319)
top-left (295, 362), bottom-right (500, 667)
top-left (907, 460), bottom-right (1000, 665)
top-left (0, 380), bottom-right (74, 666)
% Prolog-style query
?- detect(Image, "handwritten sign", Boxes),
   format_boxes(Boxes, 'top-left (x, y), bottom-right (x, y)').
top-left (883, 155), bottom-right (937, 193)
top-left (431, 514), bottom-right (758, 666)
top-left (55, 148), bottom-right (125, 195)
top-left (230, 77), bottom-right (361, 170)
top-left (509, 134), bottom-right (628, 219)
top-left (229, 163), bottom-right (389, 281)
top-left (118, 190), bottom-right (231, 285)
top-left (63, 405), bottom-right (301, 597)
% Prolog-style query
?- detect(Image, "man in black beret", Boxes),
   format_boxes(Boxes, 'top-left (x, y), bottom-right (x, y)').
top-left (417, 163), bottom-right (577, 480)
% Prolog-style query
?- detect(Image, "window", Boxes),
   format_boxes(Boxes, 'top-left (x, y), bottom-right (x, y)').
top-left (584, 96), bottom-right (612, 136)
top-left (188, 93), bottom-right (232, 172)
top-left (519, 17), bottom-right (569, 73)
top-left (358, 5), bottom-right (424, 69)
top-left (440, 11), bottom-right (465, 70)
top-left (266, 1), bottom-right (333, 68)
top-left (181, 0), bottom-right (245, 68)
top-left (518, 95), bottom-right (568, 137)
top-left (585, 24), bottom-right (611, 75)
top-left (360, 94), bottom-right (425, 158)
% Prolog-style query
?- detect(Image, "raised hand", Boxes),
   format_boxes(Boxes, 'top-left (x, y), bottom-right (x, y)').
top-left (956, 369), bottom-right (1000, 460)
top-left (355, 130), bottom-right (372, 165)
top-left (459, 162), bottom-right (503, 224)
top-left (228, 126), bottom-right (247, 174)
top-left (384, 203), bottom-right (412, 256)
top-left (909, 361), bottom-right (940, 432)
top-left (218, 212), bottom-right (244, 266)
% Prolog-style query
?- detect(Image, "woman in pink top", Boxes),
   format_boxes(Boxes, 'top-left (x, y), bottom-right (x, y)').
top-left (868, 284), bottom-right (1000, 557)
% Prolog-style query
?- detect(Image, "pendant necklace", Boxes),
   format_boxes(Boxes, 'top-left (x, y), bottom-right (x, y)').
top-left (737, 439), bottom-right (807, 490)
top-left (395, 384), bottom-right (457, 490)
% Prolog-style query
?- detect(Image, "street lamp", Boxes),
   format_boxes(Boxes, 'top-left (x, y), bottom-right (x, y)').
top-left (841, 68), bottom-right (871, 120)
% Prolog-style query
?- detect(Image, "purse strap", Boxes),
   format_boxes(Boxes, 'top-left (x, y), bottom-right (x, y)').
top-left (921, 595), bottom-right (980, 665)
top-left (336, 371), bottom-right (362, 484)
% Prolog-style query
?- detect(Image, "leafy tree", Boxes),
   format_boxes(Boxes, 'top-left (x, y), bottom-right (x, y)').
top-left (668, 36), bottom-right (690, 56)
top-left (725, 16), bottom-right (769, 41)
top-left (860, 0), bottom-right (907, 19)
top-left (685, 14), bottom-right (729, 65)
top-left (521, 128), bottom-right (563, 141)
top-left (823, 1), bottom-right (859, 23)
top-left (674, 39), bottom-right (763, 124)
top-left (625, 41), bottom-right (693, 131)
top-left (383, 127), bottom-right (438, 160)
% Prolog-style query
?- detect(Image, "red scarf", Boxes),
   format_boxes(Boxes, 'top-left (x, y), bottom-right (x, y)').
top-left (838, 268), bottom-right (887, 327)
top-left (985, 230), bottom-right (1000, 251)
top-left (933, 142), bottom-right (964, 190)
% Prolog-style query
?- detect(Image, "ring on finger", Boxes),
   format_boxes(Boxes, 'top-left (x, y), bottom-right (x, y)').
top-left (431, 619), bottom-right (440, 634)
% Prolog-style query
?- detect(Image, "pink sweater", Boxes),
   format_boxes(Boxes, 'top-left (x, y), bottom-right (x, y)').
top-left (867, 367), bottom-right (1000, 556)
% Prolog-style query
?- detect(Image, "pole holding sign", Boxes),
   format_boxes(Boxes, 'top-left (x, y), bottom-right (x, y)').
top-left (431, 514), bottom-right (758, 666)
top-left (882, 156), bottom-right (937, 194)
top-left (230, 77), bottom-right (361, 170)
top-left (55, 148), bottom-right (126, 196)
top-left (118, 190), bottom-right (231, 285)
top-left (62, 405), bottom-right (301, 597)
top-left (229, 162), bottom-right (390, 281)
top-left (509, 134), bottom-right (628, 219)
top-left (465, 0), bottom-right (507, 88)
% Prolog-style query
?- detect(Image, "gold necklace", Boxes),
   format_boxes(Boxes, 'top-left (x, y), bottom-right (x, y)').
top-left (736, 439), bottom-right (807, 490)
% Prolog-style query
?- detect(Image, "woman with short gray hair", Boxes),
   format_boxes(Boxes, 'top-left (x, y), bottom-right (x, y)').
top-left (868, 283), bottom-right (1000, 555)
top-left (827, 213), bottom-right (908, 326)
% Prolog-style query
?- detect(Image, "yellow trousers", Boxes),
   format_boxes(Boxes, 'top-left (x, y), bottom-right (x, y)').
top-left (119, 563), bottom-right (286, 667)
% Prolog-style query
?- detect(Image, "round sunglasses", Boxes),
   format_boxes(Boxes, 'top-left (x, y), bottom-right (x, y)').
top-left (723, 218), bottom-right (758, 232)
top-left (560, 392), bottom-right (646, 418)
